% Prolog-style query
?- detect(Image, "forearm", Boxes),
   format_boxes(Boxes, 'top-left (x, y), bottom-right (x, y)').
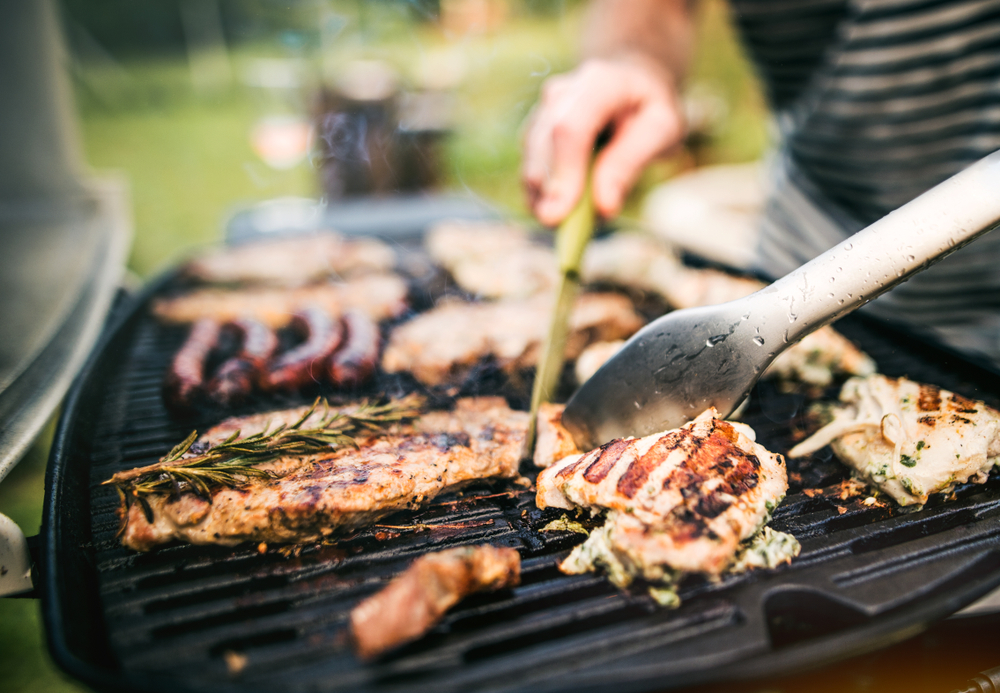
top-left (582, 0), bottom-right (696, 85)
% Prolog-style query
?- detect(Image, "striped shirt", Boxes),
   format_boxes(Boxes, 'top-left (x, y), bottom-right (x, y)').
top-left (729, 0), bottom-right (1000, 365)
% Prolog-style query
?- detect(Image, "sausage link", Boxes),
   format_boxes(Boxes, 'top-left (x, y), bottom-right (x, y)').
top-left (328, 309), bottom-right (381, 387)
top-left (163, 319), bottom-right (222, 411)
top-left (207, 319), bottom-right (279, 405)
top-left (261, 306), bottom-right (344, 391)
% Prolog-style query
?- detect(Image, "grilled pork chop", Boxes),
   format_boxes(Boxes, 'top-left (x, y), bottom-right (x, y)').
top-left (381, 293), bottom-right (644, 387)
top-left (116, 397), bottom-right (528, 551)
top-left (790, 375), bottom-right (1000, 505)
top-left (536, 408), bottom-right (788, 583)
top-left (185, 233), bottom-right (395, 286)
top-left (152, 274), bottom-right (408, 328)
top-left (350, 544), bottom-right (520, 660)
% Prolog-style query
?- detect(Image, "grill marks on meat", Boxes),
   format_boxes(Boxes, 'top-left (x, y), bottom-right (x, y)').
top-left (152, 274), bottom-right (408, 328)
top-left (350, 545), bottom-right (520, 660)
top-left (537, 409), bottom-right (788, 580)
top-left (329, 309), bottom-right (381, 387)
top-left (262, 306), bottom-right (344, 391)
top-left (117, 397), bottom-right (529, 551)
top-left (790, 375), bottom-right (1000, 505)
top-left (381, 293), bottom-right (644, 387)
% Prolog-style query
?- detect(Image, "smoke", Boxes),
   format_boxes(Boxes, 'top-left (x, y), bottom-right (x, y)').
top-left (319, 111), bottom-right (370, 164)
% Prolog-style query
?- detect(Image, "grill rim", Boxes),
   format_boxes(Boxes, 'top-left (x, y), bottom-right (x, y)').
top-left (38, 256), bottom-right (1000, 693)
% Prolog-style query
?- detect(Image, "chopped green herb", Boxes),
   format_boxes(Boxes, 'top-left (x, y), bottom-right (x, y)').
top-left (916, 440), bottom-right (926, 451)
top-left (540, 516), bottom-right (590, 535)
top-left (900, 454), bottom-right (917, 468)
top-left (648, 586), bottom-right (681, 609)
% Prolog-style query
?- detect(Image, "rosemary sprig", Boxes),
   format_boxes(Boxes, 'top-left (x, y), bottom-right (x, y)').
top-left (105, 394), bottom-right (425, 501)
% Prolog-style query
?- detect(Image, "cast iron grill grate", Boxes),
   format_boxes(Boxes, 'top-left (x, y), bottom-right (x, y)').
top-left (44, 273), bottom-right (1000, 693)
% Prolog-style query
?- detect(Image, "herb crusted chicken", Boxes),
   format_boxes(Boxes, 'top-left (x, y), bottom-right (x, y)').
top-left (536, 408), bottom-right (795, 590)
top-left (790, 374), bottom-right (1000, 505)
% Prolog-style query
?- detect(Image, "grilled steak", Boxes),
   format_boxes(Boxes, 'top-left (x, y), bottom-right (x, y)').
top-left (790, 374), bottom-right (1000, 505)
top-left (536, 408), bottom-right (789, 583)
top-left (152, 274), bottom-right (408, 327)
top-left (350, 544), bottom-right (521, 660)
top-left (381, 293), bottom-right (644, 387)
top-left (116, 397), bottom-right (529, 551)
top-left (184, 233), bottom-right (395, 286)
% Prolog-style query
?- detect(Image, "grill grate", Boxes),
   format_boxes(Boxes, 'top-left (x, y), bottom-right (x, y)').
top-left (42, 273), bottom-right (1000, 693)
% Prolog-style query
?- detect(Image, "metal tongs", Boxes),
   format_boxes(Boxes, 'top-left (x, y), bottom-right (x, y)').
top-left (563, 150), bottom-right (1000, 450)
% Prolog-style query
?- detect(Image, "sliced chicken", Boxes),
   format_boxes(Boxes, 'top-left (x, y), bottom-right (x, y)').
top-left (537, 408), bottom-right (789, 583)
top-left (790, 375), bottom-right (1000, 505)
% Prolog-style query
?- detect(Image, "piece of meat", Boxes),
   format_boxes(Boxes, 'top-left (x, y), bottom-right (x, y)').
top-left (764, 327), bottom-right (877, 388)
top-left (350, 545), bottom-right (520, 660)
top-left (184, 233), bottom-right (395, 286)
top-left (661, 266), bottom-right (765, 311)
top-left (426, 220), bottom-right (538, 270)
top-left (789, 375), bottom-right (1000, 505)
top-left (328, 309), bottom-right (381, 387)
top-left (205, 319), bottom-right (279, 406)
top-left (533, 403), bottom-right (582, 468)
top-left (152, 274), bottom-right (409, 327)
top-left (573, 339), bottom-right (625, 385)
top-left (536, 408), bottom-right (788, 582)
top-left (427, 221), bottom-right (557, 300)
top-left (115, 397), bottom-right (529, 551)
top-left (262, 307), bottom-right (344, 391)
top-left (163, 319), bottom-right (222, 411)
top-left (381, 293), bottom-right (645, 387)
top-left (581, 233), bottom-right (685, 300)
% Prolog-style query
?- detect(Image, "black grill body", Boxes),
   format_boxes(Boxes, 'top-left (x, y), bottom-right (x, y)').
top-left (41, 265), bottom-right (1000, 693)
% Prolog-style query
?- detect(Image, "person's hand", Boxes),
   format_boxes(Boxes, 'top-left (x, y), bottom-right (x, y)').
top-left (521, 55), bottom-right (685, 226)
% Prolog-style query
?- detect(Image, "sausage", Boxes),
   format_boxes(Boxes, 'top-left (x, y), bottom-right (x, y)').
top-left (206, 319), bottom-right (279, 405)
top-left (328, 309), bottom-right (381, 387)
top-left (261, 306), bottom-right (344, 391)
top-left (163, 319), bottom-right (222, 411)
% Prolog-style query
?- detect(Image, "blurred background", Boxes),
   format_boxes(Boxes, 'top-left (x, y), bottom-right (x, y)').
top-left (0, 1), bottom-right (767, 691)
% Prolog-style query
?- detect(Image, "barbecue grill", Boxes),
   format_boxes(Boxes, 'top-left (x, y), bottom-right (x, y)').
top-left (35, 218), bottom-right (1000, 693)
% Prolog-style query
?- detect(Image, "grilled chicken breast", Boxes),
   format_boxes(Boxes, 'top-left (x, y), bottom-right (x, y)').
top-left (381, 293), bottom-right (644, 387)
top-left (185, 233), bottom-right (395, 286)
top-left (350, 545), bottom-right (520, 660)
top-left (537, 408), bottom-right (788, 582)
top-left (533, 402), bottom-right (583, 469)
top-left (117, 397), bottom-right (528, 551)
top-left (790, 375), bottom-right (1000, 505)
top-left (152, 274), bottom-right (408, 328)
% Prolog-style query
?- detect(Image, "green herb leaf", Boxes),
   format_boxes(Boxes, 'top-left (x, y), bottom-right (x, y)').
top-left (105, 394), bottom-right (425, 501)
